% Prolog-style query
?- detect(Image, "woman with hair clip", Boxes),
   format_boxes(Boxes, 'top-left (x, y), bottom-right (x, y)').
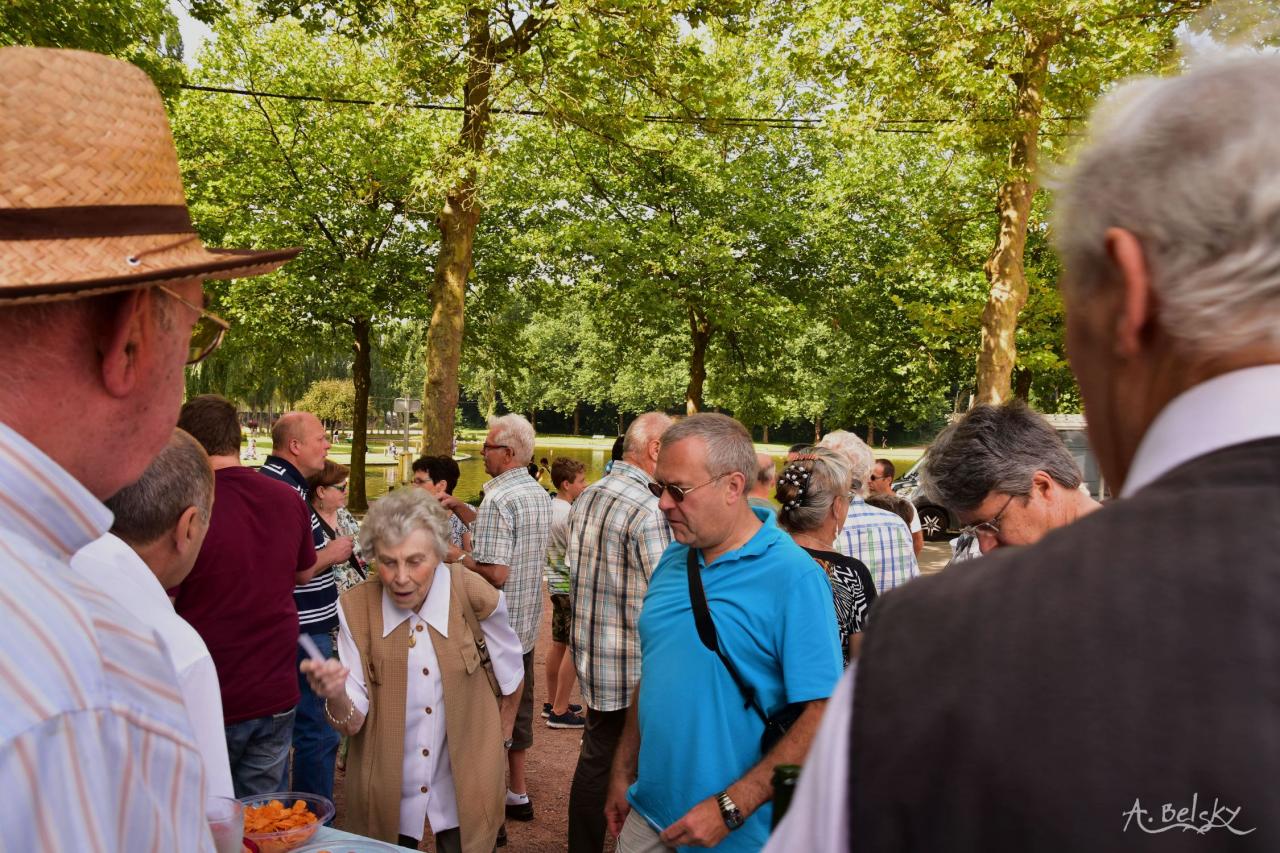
top-left (776, 447), bottom-right (878, 663)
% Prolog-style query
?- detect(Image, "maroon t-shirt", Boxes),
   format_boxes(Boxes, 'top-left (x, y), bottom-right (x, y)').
top-left (174, 466), bottom-right (316, 724)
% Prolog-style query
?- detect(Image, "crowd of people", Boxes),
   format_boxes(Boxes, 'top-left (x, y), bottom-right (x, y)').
top-left (5, 43), bottom-right (1280, 853)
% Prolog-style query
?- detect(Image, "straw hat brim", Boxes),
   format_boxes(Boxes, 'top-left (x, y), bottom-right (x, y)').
top-left (0, 244), bottom-right (302, 305)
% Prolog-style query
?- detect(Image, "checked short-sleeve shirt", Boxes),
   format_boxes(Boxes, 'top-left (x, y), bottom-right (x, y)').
top-left (836, 496), bottom-right (919, 593)
top-left (566, 461), bottom-right (672, 712)
top-left (471, 467), bottom-right (554, 653)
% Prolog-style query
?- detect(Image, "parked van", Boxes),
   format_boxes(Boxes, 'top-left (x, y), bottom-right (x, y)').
top-left (893, 413), bottom-right (1107, 541)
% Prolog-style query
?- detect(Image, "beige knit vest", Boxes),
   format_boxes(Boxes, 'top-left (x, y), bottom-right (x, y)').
top-left (341, 566), bottom-right (506, 852)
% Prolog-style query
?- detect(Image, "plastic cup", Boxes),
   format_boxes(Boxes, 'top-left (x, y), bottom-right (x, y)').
top-left (206, 795), bottom-right (245, 853)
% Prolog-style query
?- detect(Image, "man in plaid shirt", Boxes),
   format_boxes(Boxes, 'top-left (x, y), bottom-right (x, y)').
top-left (452, 413), bottom-right (552, 823)
top-left (821, 430), bottom-right (919, 593)
top-left (565, 412), bottom-right (673, 853)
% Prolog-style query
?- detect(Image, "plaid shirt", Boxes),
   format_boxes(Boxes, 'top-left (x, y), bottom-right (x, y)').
top-left (566, 461), bottom-right (672, 712)
top-left (836, 496), bottom-right (919, 594)
top-left (471, 467), bottom-right (553, 653)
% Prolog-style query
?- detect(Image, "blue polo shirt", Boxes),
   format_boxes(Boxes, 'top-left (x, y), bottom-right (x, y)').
top-left (260, 455), bottom-right (336, 634)
top-left (629, 508), bottom-right (842, 851)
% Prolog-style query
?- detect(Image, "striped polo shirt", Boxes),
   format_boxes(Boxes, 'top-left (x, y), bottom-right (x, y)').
top-left (260, 455), bottom-right (337, 633)
top-left (0, 422), bottom-right (214, 850)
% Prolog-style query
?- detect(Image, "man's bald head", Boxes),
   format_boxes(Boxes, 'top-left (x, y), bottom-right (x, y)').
top-left (271, 411), bottom-right (330, 477)
top-left (750, 452), bottom-right (776, 500)
top-left (622, 412), bottom-right (674, 476)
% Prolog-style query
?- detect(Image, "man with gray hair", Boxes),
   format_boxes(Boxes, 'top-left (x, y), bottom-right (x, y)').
top-left (819, 429), bottom-right (918, 593)
top-left (565, 411), bottom-right (673, 853)
top-left (606, 414), bottom-right (842, 852)
top-left (768, 56), bottom-right (1280, 851)
top-left (747, 451), bottom-right (778, 517)
top-left (72, 429), bottom-right (234, 800)
top-left (921, 401), bottom-right (1100, 557)
top-left (452, 413), bottom-right (553, 822)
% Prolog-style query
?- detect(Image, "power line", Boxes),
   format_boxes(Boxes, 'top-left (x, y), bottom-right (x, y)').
top-left (179, 82), bottom-right (1081, 133)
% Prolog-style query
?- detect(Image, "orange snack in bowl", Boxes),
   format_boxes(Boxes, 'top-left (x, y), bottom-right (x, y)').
top-left (244, 798), bottom-right (319, 833)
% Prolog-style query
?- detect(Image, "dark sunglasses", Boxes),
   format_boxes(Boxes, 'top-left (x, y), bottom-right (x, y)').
top-left (647, 472), bottom-right (728, 502)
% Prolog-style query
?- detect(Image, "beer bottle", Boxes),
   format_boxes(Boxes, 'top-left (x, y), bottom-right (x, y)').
top-left (770, 764), bottom-right (802, 831)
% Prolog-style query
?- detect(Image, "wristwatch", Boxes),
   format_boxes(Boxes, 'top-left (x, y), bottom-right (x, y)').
top-left (715, 791), bottom-right (744, 831)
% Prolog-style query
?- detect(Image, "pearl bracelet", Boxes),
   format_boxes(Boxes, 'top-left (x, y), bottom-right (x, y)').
top-left (324, 696), bottom-right (356, 728)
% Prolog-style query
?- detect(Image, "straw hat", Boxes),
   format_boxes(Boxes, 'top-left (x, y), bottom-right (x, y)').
top-left (0, 47), bottom-right (300, 303)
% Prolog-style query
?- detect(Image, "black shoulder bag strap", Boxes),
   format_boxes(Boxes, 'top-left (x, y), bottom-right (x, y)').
top-left (686, 547), bottom-right (769, 726)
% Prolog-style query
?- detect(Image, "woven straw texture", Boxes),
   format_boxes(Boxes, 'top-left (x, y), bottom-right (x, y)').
top-left (0, 47), bottom-right (297, 296)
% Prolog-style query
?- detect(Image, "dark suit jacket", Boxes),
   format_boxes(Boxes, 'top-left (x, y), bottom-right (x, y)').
top-left (849, 436), bottom-right (1280, 852)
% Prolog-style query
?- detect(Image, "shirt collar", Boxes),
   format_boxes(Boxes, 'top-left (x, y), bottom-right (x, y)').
top-left (1122, 365), bottom-right (1280, 497)
top-left (609, 460), bottom-right (654, 487)
top-left (380, 562), bottom-right (452, 638)
top-left (696, 506), bottom-right (783, 569)
top-left (263, 455), bottom-right (307, 489)
top-left (483, 466), bottom-right (534, 493)
top-left (0, 422), bottom-right (113, 559)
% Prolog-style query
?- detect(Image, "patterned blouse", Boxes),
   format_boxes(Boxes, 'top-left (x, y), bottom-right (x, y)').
top-left (802, 546), bottom-right (877, 664)
top-left (319, 507), bottom-right (367, 593)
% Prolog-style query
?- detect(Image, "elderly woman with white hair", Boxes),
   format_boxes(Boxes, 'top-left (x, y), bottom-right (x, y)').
top-left (301, 489), bottom-right (524, 852)
top-left (776, 447), bottom-right (878, 663)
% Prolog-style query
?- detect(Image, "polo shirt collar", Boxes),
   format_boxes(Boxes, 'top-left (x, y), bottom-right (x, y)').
top-left (696, 506), bottom-right (783, 570)
top-left (380, 561), bottom-right (451, 638)
top-left (263, 454), bottom-right (307, 489)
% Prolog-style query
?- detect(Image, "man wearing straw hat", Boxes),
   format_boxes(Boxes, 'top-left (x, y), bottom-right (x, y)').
top-left (0, 47), bottom-right (297, 849)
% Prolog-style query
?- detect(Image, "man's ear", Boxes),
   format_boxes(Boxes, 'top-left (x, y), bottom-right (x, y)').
top-left (173, 505), bottom-right (202, 558)
top-left (1103, 228), bottom-right (1155, 359)
top-left (97, 288), bottom-right (151, 398)
top-left (648, 438), bottom-right (662, 464)
top-left (1030, 470), bottom-right (1055, 501)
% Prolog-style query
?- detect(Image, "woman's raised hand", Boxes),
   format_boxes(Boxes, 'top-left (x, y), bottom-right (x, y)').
top-left (300, 658), bottom-right (350, 700)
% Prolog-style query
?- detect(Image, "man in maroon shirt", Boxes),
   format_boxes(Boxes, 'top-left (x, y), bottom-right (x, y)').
top-left (176, 395), bottom-right (317, 797)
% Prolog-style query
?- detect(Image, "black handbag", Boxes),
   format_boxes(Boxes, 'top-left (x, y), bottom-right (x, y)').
top-left (685, 548), bottom-right (805, 755)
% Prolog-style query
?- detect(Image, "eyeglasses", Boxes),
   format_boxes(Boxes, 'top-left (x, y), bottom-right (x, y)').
top-left (647, 472), bottom-right (728, 502)
top-left (481, 443), bottom-right (510, 454)
top-left (156, 285), bottom-right (230, 365)
top-left (958, 493), bottom-right (1016, 540)
top-left (326, 482), bottom-right (348, 493)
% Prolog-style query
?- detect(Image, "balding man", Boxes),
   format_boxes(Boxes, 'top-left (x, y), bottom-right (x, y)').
top-left (820, 430), bottom-right (919, 592)
top-left (73, 429), bottom-right (234, 799)
top-left (770, 56), bottom-right (1280, 852)
top-left (565, 411), bottom-right (673, 853)
top-left (260, 409), bottom-right (352, 800)
top-left (0, 47), bottom-right (296, 849)
top-left (747, 452), bottom-right (777, 517)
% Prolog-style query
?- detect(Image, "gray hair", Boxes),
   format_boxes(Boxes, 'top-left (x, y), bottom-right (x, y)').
top-left (819, 430), bottom-right (874, 496)
top-left (359, 487), bottom-right (450, 561)
top-left (1053, 55), bottom-right (1280, 358)
top-left (106, 428), bottom-right (213, 546)
top-left (920, 402), bottom-right (1082, 513)
top-left (488, 413), bottom-right (535, 465)
top-left (622, 411), bottom-right (674, 460)
top-left (660, 413), bottom-right (756, 481)
top-left (754, 452), bottom-right (777, 487)
top-left (777, 447), bottom-right (851, 534)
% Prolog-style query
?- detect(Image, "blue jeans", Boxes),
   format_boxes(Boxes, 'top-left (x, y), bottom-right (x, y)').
top-left (224, 707), bottom-right (296, 798)
top-left (291, 631), bottom-right (341, 803)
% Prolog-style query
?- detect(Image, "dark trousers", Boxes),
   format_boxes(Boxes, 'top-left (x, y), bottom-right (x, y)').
top-left (568, 706), bottom-right (629, 853)
top-left (291, 631), bottom-right (341, 800)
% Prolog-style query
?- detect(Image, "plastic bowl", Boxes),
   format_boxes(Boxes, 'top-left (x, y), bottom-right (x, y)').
top-left (291, 840), bottom-right (403, 852)
top-left (237, 792), bottom-right (335, 853)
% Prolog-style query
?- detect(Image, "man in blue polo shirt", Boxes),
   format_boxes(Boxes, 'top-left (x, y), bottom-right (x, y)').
top-left (604, 413), bottom-right (843, 852)
top-left (260, 410), bottom-right (353, 800)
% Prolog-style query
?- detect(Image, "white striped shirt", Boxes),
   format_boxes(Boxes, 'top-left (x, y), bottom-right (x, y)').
top-left (0, 423), bottom-right (213, 851)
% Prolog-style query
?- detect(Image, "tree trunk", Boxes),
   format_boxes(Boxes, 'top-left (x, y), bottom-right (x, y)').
top-left (762, 424), bottom-right (769, 443)
top-left (975, 29), bottom-right (1057, 405)
top-left (529, 409), bottom-right (536, 432)
top-left (349, 318), bottom-right (372, 513)
top-left (814, 414), bottom-right (823, 444)
top-left (572, 402), bottom-right (580, 436)
top-left (617, 411), bottom-right (625, 435)
top-left (420, 7), bottom-right (495, 455)
top-left (1013, 366), bottom-right (1033, 402)
top-left (685, 308), bottom-right (711, 415)
top-left (866, 419), bottom-right (875, 447)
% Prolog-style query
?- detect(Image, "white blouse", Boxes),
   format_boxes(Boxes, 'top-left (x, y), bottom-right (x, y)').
top-left (337, 563), bottom-right (524, 838)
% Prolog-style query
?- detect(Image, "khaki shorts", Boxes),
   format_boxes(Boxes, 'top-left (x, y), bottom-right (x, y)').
top-left (550, 593), bottom-right (572, 645)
